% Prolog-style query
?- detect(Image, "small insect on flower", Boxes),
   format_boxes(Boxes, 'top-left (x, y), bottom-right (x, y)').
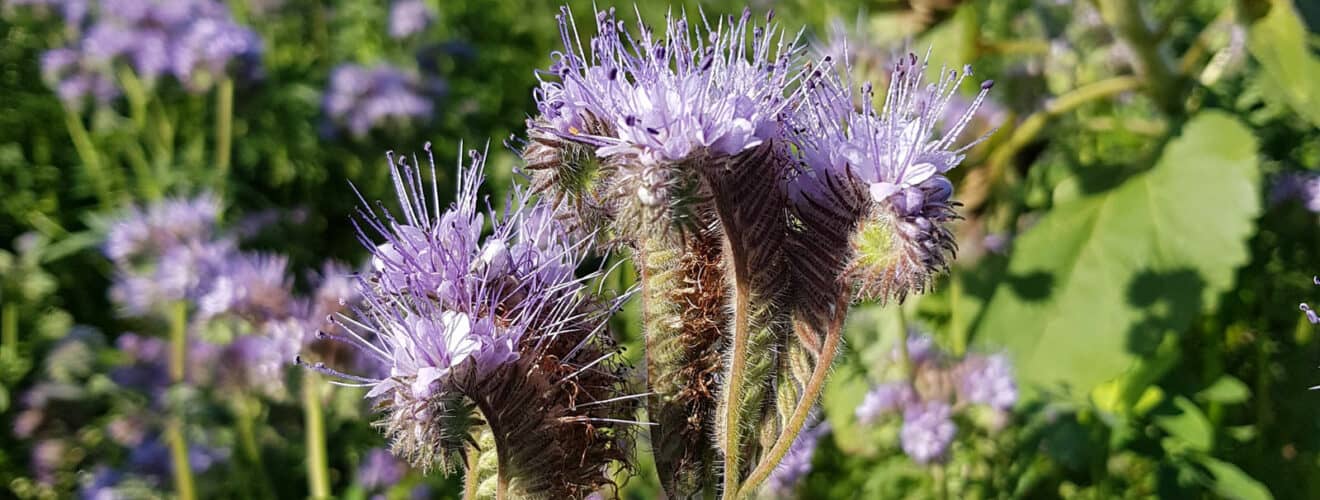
top-left (790, 52), bottom-right (998, 304)
top-left (308, 143), bottom-right (639, 498)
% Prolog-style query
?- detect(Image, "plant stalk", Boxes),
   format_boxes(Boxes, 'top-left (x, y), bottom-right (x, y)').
top-left (167, 301), bottom-right (196, 500)
top-left (720, 256), bottom-right (752, 498)
top-left (737, 294), bottom-right (849, 497)
top-left (303, 372), bottom-right (331, 499)
top-left (215, 77), bottom-right (234, 188)
top-left (2, 302), bottom-right (16, 359)
top-left (63, 110), bottom-right (113, 208)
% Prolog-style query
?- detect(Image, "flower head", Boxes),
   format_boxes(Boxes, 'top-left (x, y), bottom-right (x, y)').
top-left (310, 143), bottom-right (635, 496)
top-left (323, 64), bottom-right (434, 137)
top-left (791, 53), bottom-right (996, 302)
top-left (533, 7), bottom-right (801, 165)
top-left (855, 382), bottom-right (915, 424)
top-left (954, 353), bottom-right (1018, 411)
top-left (900, 400), bottom-right (956, 465)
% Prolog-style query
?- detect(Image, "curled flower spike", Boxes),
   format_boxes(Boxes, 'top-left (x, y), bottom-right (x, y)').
top-left (791, 52), bottom-right (997, 306)
top-left (312, 143), bottom-right (637, 498)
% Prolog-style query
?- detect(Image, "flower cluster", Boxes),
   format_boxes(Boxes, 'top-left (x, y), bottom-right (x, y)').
top-left (323, 64), bottom-right (435, 137)
top-left (35, 0), bottom-right (261, 105)
top-left (791, 53), bottom-right (996, 303)
top-left (855, 332), bottom-right (1018, 465)
top-left (314, 144), bottom-right (635, 497)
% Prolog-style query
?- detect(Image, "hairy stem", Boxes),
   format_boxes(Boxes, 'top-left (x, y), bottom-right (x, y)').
top-left (303, 373), bottom-right (331, 499)
top-left (737, 294), bottom-right (849, 497)
top-left (720, 246), bottom-right (751, 498)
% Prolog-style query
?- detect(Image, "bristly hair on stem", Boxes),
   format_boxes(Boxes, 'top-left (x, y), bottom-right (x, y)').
top-left (307, 142), bottom-right (641, 499)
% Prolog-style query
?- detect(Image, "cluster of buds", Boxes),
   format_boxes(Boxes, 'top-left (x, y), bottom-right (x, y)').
top-left (519, 5), bottom-right (997, 498)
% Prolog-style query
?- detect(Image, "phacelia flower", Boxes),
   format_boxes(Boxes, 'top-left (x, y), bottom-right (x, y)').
top-left (855, 382), bottom-right (915, 424)
top-left (532, 7), bottom-right (801, 165)
top-left (791, 53), bottom-right (996, 303)
top-left (954, 353), bottom-right (1018, 411)
top-left (357, 448), bottom-right (408, 491)
top-left (311, 143), bottom-right (635, 497)
top-left (388, 0), bottom-right (435, 39)
top-left (900, 400), bottom-right (956, 465)
top-left (765, 420), bottom-right (831, 496)
top-left (103, 193), bottom-right (223, 263)
top-left (323, 64), bottom-right (434, 137)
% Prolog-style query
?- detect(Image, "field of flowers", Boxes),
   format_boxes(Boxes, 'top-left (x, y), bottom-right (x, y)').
top-left (1, 0), bottom-right (1318, 499)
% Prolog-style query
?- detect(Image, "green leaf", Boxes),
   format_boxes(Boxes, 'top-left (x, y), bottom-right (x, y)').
top-left (1248, 0), bottom-right (1320, 127)
top-left (1156, 396), bottom-right (1214, 452)
top-left (1198, 456), bottom-right (1274, 500)
top-left (1196, 375), bottom-right (1252, 405)
top-left (974, 112), bottom-right (1260, 392)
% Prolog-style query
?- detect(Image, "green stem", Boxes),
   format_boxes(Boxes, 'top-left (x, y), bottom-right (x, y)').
top-left (463, 446), bottom-right (480, 500)
top-left (166, 302), bottom-right (196, 500)
top-left (62, 110), bottom-right (113, 208)
top-left (980, 76), bottom-right (1143, 206)
top-left (303, 372), bottom-right (331, 499)
top-left (897, 307), bottom-right (912, 380)
top-left (720, 258), bottom-right (752, 498)
top-left (737, 295), bottom-right (849, 497)
top-left (2, 302), bottom-right (17, 359)
top-left (234, 397), bottom-right (274, 498)
top-left (1095, 0), bottom-right (1182, 113)
top-left (215, 78), bottom-right (234, 190)
top-left (166, 420), bottom-right (197, 500)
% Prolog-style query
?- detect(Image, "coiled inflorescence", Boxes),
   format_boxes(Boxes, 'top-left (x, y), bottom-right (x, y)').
top-left (311, 144), bottom-right (636, 498)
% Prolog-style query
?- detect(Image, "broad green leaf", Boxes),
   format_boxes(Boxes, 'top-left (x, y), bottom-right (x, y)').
top-left (1196, 375), bottom-right (1252, 405)
top-left (1198, 457), bottom-right (1274, 500)
top-left (1248, 0), bottom-right (1320, 127)
top-left (974, 112), bottom-right (1260, 392)
top-left (1155, 396), bottom-right (1214, 452)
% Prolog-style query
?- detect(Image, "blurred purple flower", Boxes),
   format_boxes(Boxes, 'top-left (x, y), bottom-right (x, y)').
top-left (323, 64), bottom-right (433, 136)
top-left (389, 0), bottom-right (434, 39)
top-left (171, 16), bottom-right (262, 90)
top-left (955, 353), bottom-right (1018, 411)
top-left (357, 448), bottom-right (408, 491)
top-left (103, 194), bottom-right (223, 263)
top-left (31, 439), bottom-right (66, 485)
top-left (765, 420), bottom-right (830, 495)
top-left (900, 400), bottom-right (956, 465)
top-left (856, 382), bottom-right (915, 424)
top-left (1271, 171), bottom-right (1320, 213)
top-left (40, 48), bottom-right (118, 106)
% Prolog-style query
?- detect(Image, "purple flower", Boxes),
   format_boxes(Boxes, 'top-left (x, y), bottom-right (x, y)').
top-left (791, 53), bottom-right (997, 302)
top-left (40, 48), bottom-right (119, 106)
top-left (310, 144), bottom-right (636, 486)
top-left (532, 7), bottom-right (802, 165)
top-left (323, 64), bottom-right (433, 136)
top-left (954, 353), bottom-right (1018, 411)
top-left (856, 382), bottom-right (915, 424)
top-left (900, 400), bottom-right (956, 465)
top-left (765, 420), bottom-right (831, 495)
top-left (357, 448), bottom-right (408, 491)
top-left (171, 16), bottom-right (262, 90)
top-left (321, 146), bottom-right (588, 399)
top-left (388, 0), bottom-right (435, 39)
top-left (103, 194), bottom-right (223, 263)
top-left (198, 252), bottom-right (293, 320)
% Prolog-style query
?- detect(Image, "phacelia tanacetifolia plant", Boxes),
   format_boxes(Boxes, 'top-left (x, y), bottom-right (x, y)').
top-left (309, 144), bottom-right (637, 499)
top-left (521, 5), bottom-right (997, 498)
